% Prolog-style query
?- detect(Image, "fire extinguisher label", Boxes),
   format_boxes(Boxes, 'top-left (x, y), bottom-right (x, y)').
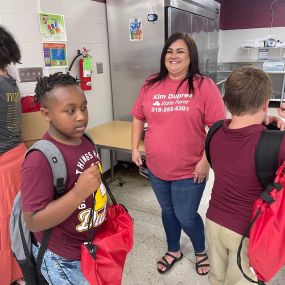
top-left (80, 55), bottom-right (92, 90)
top-left (84, 70), bottom-right (92, 77)
top-left (83, 57), bottom-right (92, 70)
top-left (83, 57), bottom-right (92, 77)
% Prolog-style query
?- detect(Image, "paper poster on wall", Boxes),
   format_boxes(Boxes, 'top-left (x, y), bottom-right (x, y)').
top-left (39, 12), bottom-right (67, 42)
top-left (43, 43), bottom-right (67, 68)
top-left (129, 18), bottom-right (143, 41)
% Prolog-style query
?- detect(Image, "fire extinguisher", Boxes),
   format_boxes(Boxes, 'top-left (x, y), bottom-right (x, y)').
top-left (79, 48), bottom-right (92, 90)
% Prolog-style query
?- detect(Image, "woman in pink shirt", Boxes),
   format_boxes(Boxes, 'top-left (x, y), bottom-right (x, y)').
top-left (131, 33), bottom-right (226, 275)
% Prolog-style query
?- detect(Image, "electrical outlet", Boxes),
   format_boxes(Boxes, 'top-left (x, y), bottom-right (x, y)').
top-left (96, 62), bottom-right (103, 74)
top-left (18, 67), bottom-right (43, 83)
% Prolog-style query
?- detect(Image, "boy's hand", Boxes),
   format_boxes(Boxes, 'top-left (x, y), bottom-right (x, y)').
top-left (278, 102), bottom-right (285, 121)
top-left (75, 163), bottom-right (101, 199)
top-left (264, 115), bottom-right (285, 131)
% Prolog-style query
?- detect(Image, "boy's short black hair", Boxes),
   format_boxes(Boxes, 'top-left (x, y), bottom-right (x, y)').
top-left (34, 72), bottom-right (78, 107)
top-left (224, 66), bottom-right (272, 115)
top-left (0, 25), bottom-right (21, 70)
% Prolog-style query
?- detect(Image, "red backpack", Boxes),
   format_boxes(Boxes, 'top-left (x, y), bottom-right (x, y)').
top-left (205, 120), bottom-right (285, 285)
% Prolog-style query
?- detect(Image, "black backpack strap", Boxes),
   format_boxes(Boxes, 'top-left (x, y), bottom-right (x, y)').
top-left (18, 209), bottom-right (51, 275)
top-left (255, 130), bottom-right (285, 188)
top-left (237, 208), bottom-right (265, 285)
top-left (101, 175), bottom-right (117, 205)
top-left (35, 230), bottom-right (52, 272)
top-left (205, 120), bottom-right (224, 166)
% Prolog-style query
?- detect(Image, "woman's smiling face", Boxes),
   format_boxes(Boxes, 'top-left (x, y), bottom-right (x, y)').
top-left (165, 39), bottom-right (190, 80)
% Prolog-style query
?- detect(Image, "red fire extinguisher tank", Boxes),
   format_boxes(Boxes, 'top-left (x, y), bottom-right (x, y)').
top-left (79, 56), bottom-right (92, 90)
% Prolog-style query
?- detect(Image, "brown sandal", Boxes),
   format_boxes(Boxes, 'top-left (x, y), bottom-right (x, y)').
top-left (195, 252), bottom-right (210, 276)
top-left (157, 252), bottom-right (183, 274)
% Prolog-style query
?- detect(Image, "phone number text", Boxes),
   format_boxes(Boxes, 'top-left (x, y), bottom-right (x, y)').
top-left (151, 106), bottom-right (189, 112)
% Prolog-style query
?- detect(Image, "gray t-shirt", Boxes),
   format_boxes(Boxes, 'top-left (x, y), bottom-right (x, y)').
top-left (0, 75), bottom-right (21, 154)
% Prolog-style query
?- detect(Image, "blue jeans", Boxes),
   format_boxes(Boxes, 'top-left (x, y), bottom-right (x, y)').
top-left (32, 244), bottom-right (89, 285)
top-left (149, 170), bottom-right (206, 253)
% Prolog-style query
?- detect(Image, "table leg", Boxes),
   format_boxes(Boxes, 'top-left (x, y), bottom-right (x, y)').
top-left (98, 148), bottom-right (123, 186)
top-left (110, 149), bottom-right (115, 181)
top-left (110, 150), bottom-right (124, 186)
top-left (98, 148), bottom-right (102, 159)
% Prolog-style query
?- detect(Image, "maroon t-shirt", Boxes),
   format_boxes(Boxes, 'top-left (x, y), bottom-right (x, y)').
top-left (206, 120), bottom-right (285, 235)
top-left (21, 133), bottom-right (107, 260)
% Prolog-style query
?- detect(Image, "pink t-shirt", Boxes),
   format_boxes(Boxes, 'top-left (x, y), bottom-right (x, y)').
top-left (21, 133), bottom-right (107, 260)
top-left (131, 76), bottom-right (226, 180)
top-left (206, 120), bottom-right (285, 235)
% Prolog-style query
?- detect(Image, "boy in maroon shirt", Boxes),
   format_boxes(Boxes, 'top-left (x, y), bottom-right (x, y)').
top-left (21, 73), bottom-right (107, 284)
top-left (205, 67), bottom-right (285, 285)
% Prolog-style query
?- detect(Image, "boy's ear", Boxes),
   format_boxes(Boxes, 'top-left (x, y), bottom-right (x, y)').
top-left (40, 107), bottom-right (51, 122)
top-left (262, 100), bottom-right (270, 113)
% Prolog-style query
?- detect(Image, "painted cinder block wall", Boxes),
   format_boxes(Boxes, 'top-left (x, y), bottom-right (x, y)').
top-left (218, 0), bottom-right (285, 30)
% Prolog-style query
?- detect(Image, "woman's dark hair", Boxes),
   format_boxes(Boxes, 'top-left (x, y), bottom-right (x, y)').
top-left (34, 72), bottom-right (78, 107)
top-left (146, 32), bottom-right (204, 94)
top-left (0, 25), bottom-right (21, 70)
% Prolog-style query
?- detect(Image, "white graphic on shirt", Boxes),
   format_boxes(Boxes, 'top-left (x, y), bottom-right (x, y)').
top-left (78, 200), bottom-right (86, 210)
top-left (75, 150), bottom-right (100, 175)
top-left (75, 152), bottom-right (107, 232)
top-left (153, 101), bottom-right (161, 106)
top-left (76, 204), bottom-right (107, 232)
top-left (151, 93), bottom-right (193, 113)
top-left (153, 94), bottom-right (166, 99)
top-left (76, 187), bottom-right (107, 232)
